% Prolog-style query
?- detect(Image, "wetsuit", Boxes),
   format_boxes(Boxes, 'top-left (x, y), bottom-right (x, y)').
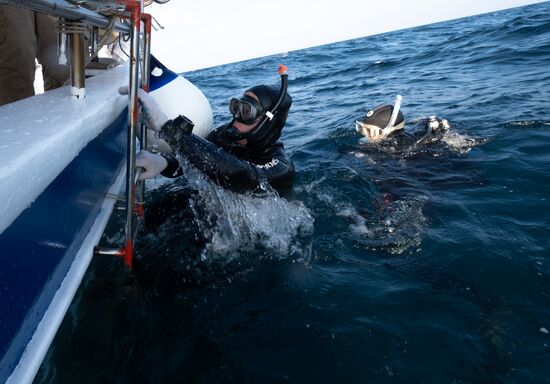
top-left (160, 120), bottom-right (294, 197)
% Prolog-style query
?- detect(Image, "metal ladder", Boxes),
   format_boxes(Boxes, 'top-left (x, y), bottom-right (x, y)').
top-left (0, 0), bottom-right (157, 268)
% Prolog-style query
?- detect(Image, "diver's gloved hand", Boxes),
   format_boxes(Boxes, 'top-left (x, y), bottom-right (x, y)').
top-left (135, 150), bottom-right (168, 180)
top-left (158, 115), bottom-right (195, 149)
top-left (118, 87), bottom-right (169, 131)
top-left (136, 89), bottom-right (169, 131)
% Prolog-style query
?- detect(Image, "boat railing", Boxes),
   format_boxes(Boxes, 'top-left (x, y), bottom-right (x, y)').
top-left (0, 0), bottom-right (131, 33)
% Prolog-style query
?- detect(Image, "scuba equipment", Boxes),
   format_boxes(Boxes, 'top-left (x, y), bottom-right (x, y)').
top-left (414, 116), bottom-right (451, 145)
top-left (427, 115), bottom-right (450, 130)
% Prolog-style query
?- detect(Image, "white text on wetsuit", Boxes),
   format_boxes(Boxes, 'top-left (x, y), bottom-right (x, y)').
top-left (256, 159), bottom-right (279, 169)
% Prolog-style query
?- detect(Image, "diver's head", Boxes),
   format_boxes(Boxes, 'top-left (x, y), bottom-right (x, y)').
top-left (226, 84), bottom-right (292, 149)
top-left (356, 96), bottom-right (404, 142)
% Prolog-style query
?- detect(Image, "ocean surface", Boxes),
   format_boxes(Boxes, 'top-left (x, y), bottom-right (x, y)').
top-left (36, 3), bottom-right (550, 383)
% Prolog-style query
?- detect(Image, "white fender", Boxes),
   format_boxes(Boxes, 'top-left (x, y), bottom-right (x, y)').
top-left (148, 56), bottom-right (213, 139)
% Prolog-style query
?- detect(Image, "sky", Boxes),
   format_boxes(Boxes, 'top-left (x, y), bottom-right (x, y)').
top-left (146, 0), bottom-right (547, 72)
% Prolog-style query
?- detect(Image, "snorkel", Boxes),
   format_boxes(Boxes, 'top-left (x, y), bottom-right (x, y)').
top-left (384, 95), bottom-right (402, 135)
top-left (266, 64), bottom-right (289, 123)
top-left (243, 64), bottom-right (289, 142)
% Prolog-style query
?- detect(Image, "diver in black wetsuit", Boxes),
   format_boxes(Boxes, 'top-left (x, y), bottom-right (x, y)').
top-left (355, 95), bottom-right (451, 148)
top-left (135, 66), bottom-right (294, 196)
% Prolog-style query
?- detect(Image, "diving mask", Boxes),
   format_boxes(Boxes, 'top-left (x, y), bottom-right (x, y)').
top-left (355, 120), bottom-right (405, 142)
top-left (229, 95), bottom-right (264, 125)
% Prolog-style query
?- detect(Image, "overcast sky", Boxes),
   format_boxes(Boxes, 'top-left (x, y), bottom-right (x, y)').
top-left (146, 0), bottom-right (546, 72)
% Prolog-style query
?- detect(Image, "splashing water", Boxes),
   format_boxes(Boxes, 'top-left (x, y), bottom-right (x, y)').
top-left (441, 129), bottom-right (486, 154)
top-left (143, 160), bottom-right (314, 264)
top-left (190, 175), bottom-right (314, 261)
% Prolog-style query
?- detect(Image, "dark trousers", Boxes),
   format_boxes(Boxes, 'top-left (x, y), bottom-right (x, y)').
top-left (0, 6), bottom-right (69, 106)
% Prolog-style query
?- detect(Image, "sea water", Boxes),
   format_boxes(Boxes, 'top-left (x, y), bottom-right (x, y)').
top-left (36, 2), bottom-right (550, 383)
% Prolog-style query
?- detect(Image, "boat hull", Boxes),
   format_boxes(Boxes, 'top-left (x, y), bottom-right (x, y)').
top-left (0, 109), bottom-right (127, 383)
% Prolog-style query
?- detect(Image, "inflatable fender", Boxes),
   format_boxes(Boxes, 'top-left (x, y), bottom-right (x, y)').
top-left (148, 55), bottom-right (213, 139)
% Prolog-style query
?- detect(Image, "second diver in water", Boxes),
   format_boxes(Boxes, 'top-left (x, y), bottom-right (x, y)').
top-left (135, 66), bottom-right (294, 197)
top-left (355, 95), bottom-right (451, 148)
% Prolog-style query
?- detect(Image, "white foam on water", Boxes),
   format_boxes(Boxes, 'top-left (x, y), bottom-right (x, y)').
top-left (508, 120), bottom-right (550, 127)
top-left (442, 130), bottom-right (482, 153)
top-left (297, 177), bottom-right (427, 255)
top-left (337, 197), bottom-right (426, 254)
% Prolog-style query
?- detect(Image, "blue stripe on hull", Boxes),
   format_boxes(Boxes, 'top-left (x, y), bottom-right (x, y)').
top-left (0, 109), bottom-right (127, 382)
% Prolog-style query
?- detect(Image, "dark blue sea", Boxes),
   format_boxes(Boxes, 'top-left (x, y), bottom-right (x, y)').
top-left (37, 3), bottom-right (550, 383)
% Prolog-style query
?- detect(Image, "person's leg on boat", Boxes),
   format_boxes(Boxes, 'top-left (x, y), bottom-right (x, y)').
top-left (0, 5), bottom-right (37, 106)
top-left (36, 13), bottom-right (69, 91)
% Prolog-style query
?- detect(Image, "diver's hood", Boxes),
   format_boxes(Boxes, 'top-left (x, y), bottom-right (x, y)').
top-left (356, 98), bottom-right (404, 142)
top-left (245, 84), bottom-right (292, 149)
top-left (220, 84), bottom-right (292, 150)
top-left (363, 104), bottom-right (404, 130)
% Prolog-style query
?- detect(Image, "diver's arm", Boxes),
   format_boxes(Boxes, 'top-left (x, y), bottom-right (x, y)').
top-left (159, 123), bottom-right (226, 179)
top-left (158, 118), bottom-right (260, 191)
top-left (171, 134), bottom-right (263, 192)
top-left (159, 118), bottom-right (294, 193)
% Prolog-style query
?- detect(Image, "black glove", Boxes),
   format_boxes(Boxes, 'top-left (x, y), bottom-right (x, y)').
top-left (159, 115), bottom-right (195, 149)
